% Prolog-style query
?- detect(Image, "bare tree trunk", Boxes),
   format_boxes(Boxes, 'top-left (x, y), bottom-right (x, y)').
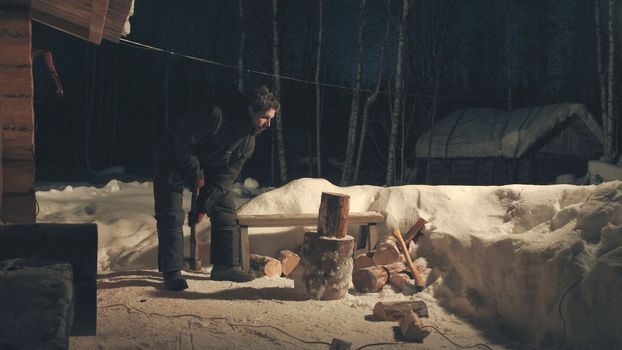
top-left (84, 45), bottom-right (96, 175)
top-left (595, 0), bottom-right (609, 159)
top-left (270, 128), bottom-right (276, 185)
top-left (353, 3), bottom-right (390, 184)
top-left (315, 0), bottom-right (324, 178)
top-left (272, 0), bottom-right (288, 183)
top-left (506, 1), bottom-right (512, 111)
top-left (237, 0), bottom-right (246, 93)
top-left (340, 0), bottom-right (367, 186)
top-left (386, 0), bottom-right (410, 186)
top-left (606, 0), bottom-right (615, 161)
top-left (425, 78), bottom-right (440, 184)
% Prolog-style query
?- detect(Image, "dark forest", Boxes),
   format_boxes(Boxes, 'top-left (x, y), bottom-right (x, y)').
top-left (31, 0), bottom-right (622, 186)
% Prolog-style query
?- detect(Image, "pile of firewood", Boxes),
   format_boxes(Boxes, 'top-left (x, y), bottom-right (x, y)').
top-left (373, 300), bottom-right (431, 341)
top-left (352, 218), bottom-right (428, 293)
top-left (248, 249), bottom-right (300, 278)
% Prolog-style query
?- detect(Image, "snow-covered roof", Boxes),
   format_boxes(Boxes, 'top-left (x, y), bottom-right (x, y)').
top-left (415, 103), bottom-right (603, 158)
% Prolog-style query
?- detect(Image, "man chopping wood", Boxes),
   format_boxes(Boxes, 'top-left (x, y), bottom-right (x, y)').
top-left (153, 86), bottom-right (279, 291)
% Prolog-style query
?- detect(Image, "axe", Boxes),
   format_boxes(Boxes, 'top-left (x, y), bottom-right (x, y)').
top-left (184, 188), bottom-right (202, 271)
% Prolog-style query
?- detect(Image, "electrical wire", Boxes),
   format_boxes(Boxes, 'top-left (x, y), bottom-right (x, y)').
top-left (99, 303), bottom-right (331, 346)
top-left (119, 38), bottom-right (503, 100)
top-left (100, 303), bottom-right (495, 349)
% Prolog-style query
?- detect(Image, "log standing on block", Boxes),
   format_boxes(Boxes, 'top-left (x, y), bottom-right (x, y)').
top-left (292, 192), bottom-right (355, 300)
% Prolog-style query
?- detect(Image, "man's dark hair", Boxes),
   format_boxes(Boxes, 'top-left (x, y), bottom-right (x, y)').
top-left (247, 86), bottom-right (280, 113)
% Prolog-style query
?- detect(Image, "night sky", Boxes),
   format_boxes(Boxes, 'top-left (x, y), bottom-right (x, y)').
top-left (31, 0), bottom-right (621, 186)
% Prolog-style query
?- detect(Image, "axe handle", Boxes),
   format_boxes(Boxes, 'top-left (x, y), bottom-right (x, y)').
top-left (392, 229), bottom-right (425, 290)
top-left (188, 189), bottom-right (201, 270)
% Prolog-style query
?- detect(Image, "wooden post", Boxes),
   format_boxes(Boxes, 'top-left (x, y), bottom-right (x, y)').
top-left (317, 192), bottom-right (350, 237)
top-left (0, 2), bottom-right (35, 223)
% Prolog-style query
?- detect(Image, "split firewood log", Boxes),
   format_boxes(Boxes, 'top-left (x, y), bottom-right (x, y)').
top-left (388, 272), bottom-right (412, 291)
top-left (403, 218), bottom-right (427, 246)
top-left (317, 192), bottom-right (350, 238)
top-left (249, 254), bottom-right (282, 277)
top-left (373, 300), bottom-right (429, 321)
top-left (352, 262), bottom-right (406, 293)
top-left (353, 252), bottom-right (374, 270)
top-left (275, 249), bottom-right (300, 276)
top-left (399, 310), bottom-right (431, 341)
top-left (372, 235), bottom-right (401, 265)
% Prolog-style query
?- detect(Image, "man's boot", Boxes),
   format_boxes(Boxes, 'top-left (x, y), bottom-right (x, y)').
top-left (210, 265), bottom-right (255, 282)
top-left (163, 270), bottom-right (188, 291)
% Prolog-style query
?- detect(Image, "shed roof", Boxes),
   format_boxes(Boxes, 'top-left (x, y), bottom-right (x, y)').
top-left (415, 103), bottom-right (603, 159)
top-left (9, 0), bottom-right (135, 45)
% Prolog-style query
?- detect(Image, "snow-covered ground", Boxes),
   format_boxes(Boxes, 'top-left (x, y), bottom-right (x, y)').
top-left (34, 178), bottom-right (622, 349)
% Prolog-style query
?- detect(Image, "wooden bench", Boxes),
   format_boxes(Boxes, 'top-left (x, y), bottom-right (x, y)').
top-left (236, 211), bottom-right (384, 271)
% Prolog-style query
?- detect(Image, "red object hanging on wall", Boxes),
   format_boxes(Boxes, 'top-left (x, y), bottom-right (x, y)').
top-left (42, 51), bottom-right (64, 97)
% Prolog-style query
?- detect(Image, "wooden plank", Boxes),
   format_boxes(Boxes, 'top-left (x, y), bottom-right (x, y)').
top-left (89, 0), bottom-right (109, 44)
top-left (0, 223), bottom-right (98, 335)
top-left (0, 97), bottom-right (33, 129)
top-left (31, 8), bottom-right (89, 42)
top-left (0, 65), bottom-right (32, 97)
top-left (32, 0), bottom-right (91, 27)
top-left (102, 0), bottom-right (132, 42)
top-left (237, 211), bottom-right (385, 227)
top-left (1, 192), bottom-right (35, 223)
top-left (2, 160), bottom-right (34, 194)
top-left (0, 2), bottom-right (31, 66)
top-left (2, 129), bottom-right (33, 160)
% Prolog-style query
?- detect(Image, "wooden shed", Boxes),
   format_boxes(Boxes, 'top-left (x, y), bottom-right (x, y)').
top-left (0, 0), bottom-right (133, 223)
top-left (414, 103), bottom-right (604, 185)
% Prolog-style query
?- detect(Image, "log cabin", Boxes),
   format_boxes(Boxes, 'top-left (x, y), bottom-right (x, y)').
top-left (0, 0), bottom-right (133, 223)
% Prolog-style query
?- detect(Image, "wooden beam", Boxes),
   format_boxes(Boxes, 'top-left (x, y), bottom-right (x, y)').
top-left (101, 0), bottom-right (132, 42)
top-left (0, 65), bottom-right (32, 97)
top-left (2, 129), bottom-right (33, 160)
top-left (89, 0), bottom-right (109, 44)
top-left (1, 192), bottom-right (35, 223)
top-left (2, 160), bottom-right (34, 194)
top-left (31, 8), bottom-right (90, 42)
top-left (237, 211), bottom-right (384, 227)
top-left (0, 6), bottom-right (31, 66)
top-left (0, 97), bottom-right (33, 129)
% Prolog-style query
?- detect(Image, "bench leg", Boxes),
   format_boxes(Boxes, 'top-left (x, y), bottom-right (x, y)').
top-left (357, 224), bottom-right (379, 251)
top-left (367, 224), bottom-right (378, 250)
top-left (240, 225), bottom-right (250, 272)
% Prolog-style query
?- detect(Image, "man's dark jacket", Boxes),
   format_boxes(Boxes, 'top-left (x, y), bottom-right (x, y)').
top-left (154, 95), bottom-right (256, 193)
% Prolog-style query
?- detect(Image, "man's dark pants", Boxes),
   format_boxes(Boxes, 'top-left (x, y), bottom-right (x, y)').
top-left (153, 164), bottom-right (240, 273)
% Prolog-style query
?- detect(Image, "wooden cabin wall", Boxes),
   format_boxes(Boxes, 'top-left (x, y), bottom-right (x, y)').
top-left (0, 1), bottom-right (36, 223)
top-left (422, 158), bottom-right (534, 185)
top-left (421, 156), bottom-right (590, 185)
top-left (538, 119), bottom-right (602, 159)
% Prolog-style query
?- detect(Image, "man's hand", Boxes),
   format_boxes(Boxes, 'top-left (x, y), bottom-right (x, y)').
top-left (195, 178), bottom-right (205, 192)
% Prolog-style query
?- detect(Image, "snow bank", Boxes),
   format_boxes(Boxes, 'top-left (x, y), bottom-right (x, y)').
top-left (36, 178), bottom-right (622, 347)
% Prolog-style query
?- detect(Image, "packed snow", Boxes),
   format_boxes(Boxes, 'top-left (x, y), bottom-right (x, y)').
top-left (32, 178), bottom-right (622, 349)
